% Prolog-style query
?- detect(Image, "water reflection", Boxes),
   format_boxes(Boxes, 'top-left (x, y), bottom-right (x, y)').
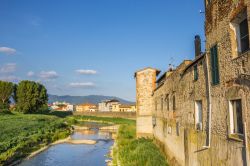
top-left (19, 129), bottom-right (114, 166)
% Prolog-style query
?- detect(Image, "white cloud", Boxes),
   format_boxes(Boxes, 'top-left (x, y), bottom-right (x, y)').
top-left (0, 75), bottom-right (19, 82)
top-left (75, 69), bottom-right (97, 75)
top-left (39, 71), bottom-right (58, 79)
top-left (27, 71), bottom-right (35, 77)
top-left (0, 63), bottom-right (16, 73)
top-left (69, 82), bottom-right (95, 88)
top-left (0, 47), bottom-right (16, 55)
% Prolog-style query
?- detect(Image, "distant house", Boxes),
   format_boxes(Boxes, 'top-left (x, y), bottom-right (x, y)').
top-left (119, 104), bottom-right (136, 112)
top-left (76, 103), bottom-right (97, 112)
top-left (98, 99), bottom-right (136, 112)
top-left (50, 101), bottom-right (74, 111)
top-left (98, 99), bottom-right (120, 112)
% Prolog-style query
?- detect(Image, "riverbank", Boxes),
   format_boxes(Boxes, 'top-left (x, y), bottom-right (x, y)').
top-left (0, 112), bottom-right (168, 166)
top-left (0, 112), bottom-right (71, 165)
top-left (111, 124), bottom-right (169, 166)
top-left (64, 114), bottom-right (169, 166)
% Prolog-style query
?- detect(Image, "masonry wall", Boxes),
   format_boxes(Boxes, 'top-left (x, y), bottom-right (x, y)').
top-left (135, 68), bottom-right (158, 137)
top-left (150, 0), bottom-right (250, 165)
top-left (73, 111), bottom-right (136, 119)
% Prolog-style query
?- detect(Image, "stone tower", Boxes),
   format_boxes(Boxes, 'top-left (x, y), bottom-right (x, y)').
top-left (134, 67), bottom-right (160, 137)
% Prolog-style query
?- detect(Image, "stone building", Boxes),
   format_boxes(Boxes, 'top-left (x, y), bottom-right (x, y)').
top-left (135, 0), bottom-right (250, 165)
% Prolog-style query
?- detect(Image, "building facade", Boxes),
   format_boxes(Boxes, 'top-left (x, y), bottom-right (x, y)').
top-left (76, 103), bottom-right (97, 112)
top-left (119, 104), bottom-right (136, 112)
top-left (135, 0), bottom-right (250, 165)
top-left (50, 102), bottom-right (74, 111)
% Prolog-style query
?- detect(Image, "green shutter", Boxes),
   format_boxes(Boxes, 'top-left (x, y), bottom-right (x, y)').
top-left (210, 45), bottom-right (220, 85)
top-left (194, 64), bottom-right (198, 81)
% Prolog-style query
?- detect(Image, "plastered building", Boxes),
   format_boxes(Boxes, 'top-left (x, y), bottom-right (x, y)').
top-left (135, 0), bottom-right (250, 165)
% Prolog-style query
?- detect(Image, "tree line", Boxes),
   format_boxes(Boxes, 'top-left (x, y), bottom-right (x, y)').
top-left (0, 80), bottom-right (48, 113)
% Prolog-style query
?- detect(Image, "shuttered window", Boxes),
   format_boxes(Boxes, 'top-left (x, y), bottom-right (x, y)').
top-left (210, 45), bottom-right (220, 85)
top-left (194, 64), bottom-right (198, 81)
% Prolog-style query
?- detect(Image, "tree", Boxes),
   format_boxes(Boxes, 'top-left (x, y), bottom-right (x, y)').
top-left (0, 81), bottom-right (13, 111)
top-left (15, 81), bottom-right (48, 113)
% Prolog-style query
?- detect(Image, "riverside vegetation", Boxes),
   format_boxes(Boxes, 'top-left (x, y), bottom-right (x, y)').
top-left (0, 112), bottom-right (71, 165)
top-left (0, 80), bottom-right (168, 166)
top-left (67, 116), bottom-right (168, 166)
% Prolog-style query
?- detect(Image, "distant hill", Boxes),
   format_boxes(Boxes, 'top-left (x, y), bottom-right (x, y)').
top-left (48, 94), bottom-right (135, 105)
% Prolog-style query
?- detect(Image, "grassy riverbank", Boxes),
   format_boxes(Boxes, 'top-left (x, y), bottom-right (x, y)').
top-left (64, 114), bottom-right (168, 165)
top-left (0, 111), bottom-right (168, 166)
top-left (0, 112), bottom-right (71, 165)
top-left (66, 115), bottom-right (136, 125)
top-left (112, 124), bottom-right (168, 166)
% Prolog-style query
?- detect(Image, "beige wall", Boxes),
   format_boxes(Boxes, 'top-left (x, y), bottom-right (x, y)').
top-left (135, 68), bottom-right (159, 138)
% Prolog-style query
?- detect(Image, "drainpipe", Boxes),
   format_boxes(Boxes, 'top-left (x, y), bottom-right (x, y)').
top-left (244, 122), bottom-right (249, 166)
top-left (203, 53), bottom-right (212, 149)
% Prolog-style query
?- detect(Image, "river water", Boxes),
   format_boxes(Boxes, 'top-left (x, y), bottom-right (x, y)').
top-left (19, 127), bottom-right (114, 166)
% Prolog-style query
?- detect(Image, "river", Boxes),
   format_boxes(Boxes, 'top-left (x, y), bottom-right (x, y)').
top-left (19, 125), bottom-right (114, 166)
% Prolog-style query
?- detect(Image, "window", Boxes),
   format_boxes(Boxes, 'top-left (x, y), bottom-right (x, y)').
top-left (194, 64), bottom-right (198, 81)
top-left (210, 45), bottom-right (220, 85)
top-left (161, 97), bottom-right (164, 111)
top-left (229, 100), bottom-right (243, 135)
top-left (155, 101), bottom-right (157, 112)
top-left (152, 116), bottom-right (156, 127)
top-left (195, 101), bottom-right (202, 130)
top-left (230, 10), bottom-right (249, 55)
top-left (176, 122), bottom-right (180, 136)
top-left (165, 94), bottom-right (169, 111)
top-left (173, 95), bottom-right (176, 111)
top-left (239, 19), bottom-right (249, 53)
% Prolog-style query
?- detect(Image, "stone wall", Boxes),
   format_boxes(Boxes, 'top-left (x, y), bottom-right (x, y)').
top-left (135, 0), bottom-right (250, 165)
top-left (73, 111), bottom-right (136, 119)
top-left (135, 68), bottom-right (159, 137)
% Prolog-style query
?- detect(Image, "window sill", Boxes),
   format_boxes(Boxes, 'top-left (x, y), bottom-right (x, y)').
top-left (228, 134), bottom-right (244, 142)
top-left (211, 82), bottom-right (220, 87)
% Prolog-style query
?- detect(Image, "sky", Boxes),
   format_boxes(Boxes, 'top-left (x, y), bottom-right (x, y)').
top-left (0, 0), bottom-right (205, 101)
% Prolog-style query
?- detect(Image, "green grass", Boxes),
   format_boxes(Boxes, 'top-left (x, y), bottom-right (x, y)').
top-left (67, 115), bottom-right (136, 125)
top-left (0, 112), bottom-right (167, 166)
top-left (113, 124), bottom-right (168, 166)
top-left (0, 112), bottom-right (71, 165)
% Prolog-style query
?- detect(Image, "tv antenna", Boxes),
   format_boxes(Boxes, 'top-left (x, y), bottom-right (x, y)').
top-left (199, 10), bottom-right (205, 14)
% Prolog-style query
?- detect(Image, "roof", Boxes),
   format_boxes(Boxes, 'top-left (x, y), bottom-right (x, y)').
top-left (156, 72), bottom-right (167, 83)
top-left (134, 67), bottom-right (161, 78)
top-left (106, 99), bottom-right (120, 103)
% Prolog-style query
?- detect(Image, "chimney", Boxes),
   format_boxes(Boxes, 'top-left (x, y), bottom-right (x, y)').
top-left (195, 35), bottom-right (201, 57)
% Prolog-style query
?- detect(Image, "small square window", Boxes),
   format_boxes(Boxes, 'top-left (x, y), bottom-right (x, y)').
top-left (229, 99), bottom-right (243, 135)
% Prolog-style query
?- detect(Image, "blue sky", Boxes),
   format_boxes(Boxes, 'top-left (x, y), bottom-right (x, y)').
top-left (0, 0), bottom-right (205, 101)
